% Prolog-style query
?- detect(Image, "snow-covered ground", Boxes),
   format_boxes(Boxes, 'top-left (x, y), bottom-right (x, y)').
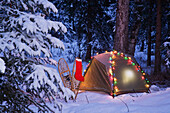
top-left (40, 57), bottom-right (170, 113)
top-left (61, 85), bottom-right (170, 113)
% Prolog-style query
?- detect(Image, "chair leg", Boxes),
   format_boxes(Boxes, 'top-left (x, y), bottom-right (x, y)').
top-left (74, 82), bottom-right (81, 100)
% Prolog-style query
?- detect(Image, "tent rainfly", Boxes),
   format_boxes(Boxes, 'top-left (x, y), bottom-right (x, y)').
top-left (78, 50), bottom-right (150, 96)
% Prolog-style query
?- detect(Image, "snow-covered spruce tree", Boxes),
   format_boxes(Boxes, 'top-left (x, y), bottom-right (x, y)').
top-left (0, 0), bottom-right (74, 112)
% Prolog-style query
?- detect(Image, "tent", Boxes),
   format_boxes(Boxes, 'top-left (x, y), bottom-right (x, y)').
top-left (78, 50), bottom-right (150, 96)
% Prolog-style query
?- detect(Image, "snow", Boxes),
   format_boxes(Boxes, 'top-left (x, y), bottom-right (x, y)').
top-left (34, 0), bottom-right (58, 14)
top-left (17, 12), bottom-right (67, 34)
top-left (151, 31), bottom-right (156, 37)
top-left (61, 86), bottom-right (170, 113)
top-left (0, 58), bottom-right (5, 73)
top-left (0, 3), bottom-right (66, 58)
top-left (5, 0), bottom-right (58, 14)
top-left (0, 11), bottom-right (66, 57)
top-left (30, 85), bottom-right (170, 113)
top-left (164, 37), bottom-right (170, 47)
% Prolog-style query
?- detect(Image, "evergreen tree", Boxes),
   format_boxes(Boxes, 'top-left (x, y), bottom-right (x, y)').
top-left (0, 0), bottom-right (74, 112)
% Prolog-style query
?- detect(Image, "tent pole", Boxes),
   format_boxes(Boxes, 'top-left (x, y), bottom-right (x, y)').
top-left (75, 81), bottom-right (81, 100)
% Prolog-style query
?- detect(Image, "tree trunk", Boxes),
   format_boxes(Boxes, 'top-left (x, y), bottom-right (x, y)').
top-left (154, 0), bottom-right (162, 78)
top-left (114, 0), bottom-right (130, 53)
top-left (147, 0), bottom-right (152, 66)
top-left (128, 19), bottom-right (141, 56)
top-left (85, 0), bottom-right (92, 60)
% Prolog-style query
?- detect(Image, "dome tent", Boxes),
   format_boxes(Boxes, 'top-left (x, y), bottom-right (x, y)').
top-left (78, 50), bottom-right (150, 96)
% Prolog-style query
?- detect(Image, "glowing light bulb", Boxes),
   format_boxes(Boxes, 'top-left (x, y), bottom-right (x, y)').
top-left (96, 52), bottom-right (99, 55)
top-left (120, 53), bottom-right (124, 57)
top-left (110, 92), bottom-right (113, 96)
top-left (114, 81), bottom-right (117, 84)
top-left (105, 50), bottom-right (108, 53)
top-left (145, 84), bottom-right (149, 88)
top-left (141, 76), bottom-right (145, 80)
top-left (143, 73), bottom-right (146, 75)
top-left (109, 57), bottom-right (112, 60)
top-left (112, 67), bottom-right (115, 70)
top-left (114, 77), bottom-right (117, 81)
top-left (84, 70), bottom-right (86, 72)
top-left (124, 57), bottom-right (128, 60)
top-left (117, 52), bottom-right (120, 55)
top-left (114, 51), bottom-right (117, 54)
top-left (110, 51), bottom-right (113, 54)
top-left (128, 57), bottom-right (131, 60)
top-left (112, 61), bottom-right (115, 65)
top-left (109, 68), bottom-right (112, 74)
top-left (110, 76), bottom-right (113, 80)
top-left (132, 63), bottom-right (135, 66)
top-left (112, 55), bottom-right (116, 59)
top-left (128, 60), bottom-right (132, 64)
top-left (115, 88), bottom-right (119, 92)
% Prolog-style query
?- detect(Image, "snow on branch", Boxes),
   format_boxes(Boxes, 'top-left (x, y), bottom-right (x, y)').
top-left (15, 12), bottom-right (67, 34)
top-left (33, 0), bottom-right (58, 14)
top-left (0, 58), bottom-right (6, 73)
top-left (46, 34), bottom-right (65, 49)
top-left (4, 0), bottom-right (58, 14)
top-left (25, 64), bottom-right (75, 101)
top-left (0, 31), bottom-right (51, 57)
top-left (0, 7), bottom-right (66, 57)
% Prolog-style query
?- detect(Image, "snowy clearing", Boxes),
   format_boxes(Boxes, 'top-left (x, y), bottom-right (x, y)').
top-left (30, 85), bottom-right (170, 113)
top-left (61, 86), bottom-right (170, 113)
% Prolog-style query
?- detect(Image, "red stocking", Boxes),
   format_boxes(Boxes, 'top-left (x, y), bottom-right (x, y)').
top-left (75, 59), bottom-right (84, 81)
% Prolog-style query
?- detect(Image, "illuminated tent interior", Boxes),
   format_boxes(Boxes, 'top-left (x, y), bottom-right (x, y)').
top-left (78, 50), bottom-right (150, 96)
